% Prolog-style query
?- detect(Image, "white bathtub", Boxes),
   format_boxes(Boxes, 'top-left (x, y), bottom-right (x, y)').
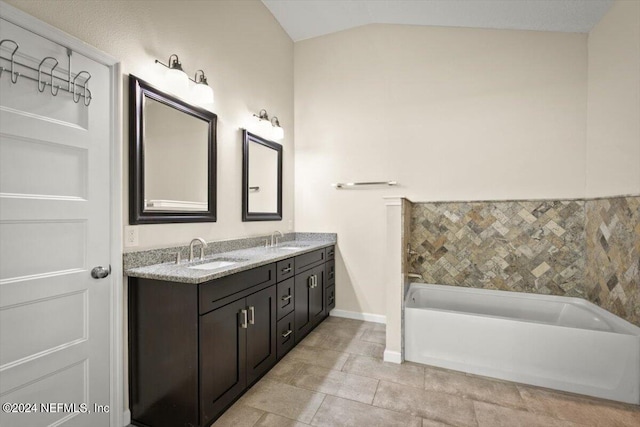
top-left (405, 283), bottom-right (640, 404)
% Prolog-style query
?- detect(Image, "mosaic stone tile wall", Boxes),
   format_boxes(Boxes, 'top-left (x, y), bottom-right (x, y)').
top-left (585, 196), bottom-right (640, 326)
top-left (409, 197), bottom-right (640, 326)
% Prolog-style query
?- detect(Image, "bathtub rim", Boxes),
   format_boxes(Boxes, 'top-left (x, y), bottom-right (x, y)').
top-left (406, 282), bottom-right (640, 336)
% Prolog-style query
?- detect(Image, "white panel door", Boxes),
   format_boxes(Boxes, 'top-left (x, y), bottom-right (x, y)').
top-left (0, 17), bottom-right (111, 427)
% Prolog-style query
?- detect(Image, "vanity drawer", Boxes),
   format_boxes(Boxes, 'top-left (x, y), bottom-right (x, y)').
top-left (277, 311), bottom-right (295, 359)
top-left (326, 260), bottom-right (335, 287)
top-left (276, 258), bottom-right (295, 282)
top-left (294, 248), bottom-right (325, 274)
top-left (326, 285), bottom-right (335, 312)
top-left (276, 278), bottom-right (294, 320)
top-left (199, 264), bottom-right (275, 314)
top-left (325, 246), bottom-right (335, 260)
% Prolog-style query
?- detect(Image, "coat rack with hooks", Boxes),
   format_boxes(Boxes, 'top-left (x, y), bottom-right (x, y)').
top-left (0, 38), bottom-right (92, 106)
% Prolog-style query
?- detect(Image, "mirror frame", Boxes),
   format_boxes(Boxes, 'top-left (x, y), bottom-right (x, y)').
top-left (242, 130), bottom-right (283, 221)
top-left (129, 75), bottom-right (217, 224)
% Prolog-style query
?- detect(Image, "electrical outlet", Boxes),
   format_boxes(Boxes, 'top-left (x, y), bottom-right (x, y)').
top-left (124, 226), bottom-right (139, 247)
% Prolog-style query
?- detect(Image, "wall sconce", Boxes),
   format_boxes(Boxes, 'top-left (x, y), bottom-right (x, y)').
top-left (155, 54), bottom-right (214, 105)
top-left (253, 109), bottom-right (272, 135)
top-left (271, 116), bottom-right (284, 140)
top-left (191, 70), bottom-right (214, 104)
top-left (155, 54), bottom-right (188, 94)
top-left (252, 109), bottom-right (284, 140)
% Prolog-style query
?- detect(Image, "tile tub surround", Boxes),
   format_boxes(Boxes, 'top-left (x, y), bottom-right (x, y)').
top-left (123, 232), bottom-right (336, 284)
top-left (207, 317), bottom-right (640, 427)
top-left (410, 200), bottom-right (586, 296)
top-left (585, 196), bottom-right (640, 326)
top-left (410, 195), bottom-right (640, 326)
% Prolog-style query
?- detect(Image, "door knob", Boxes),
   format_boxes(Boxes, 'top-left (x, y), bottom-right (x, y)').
top-left (91, 265), bottom-right (111, 279)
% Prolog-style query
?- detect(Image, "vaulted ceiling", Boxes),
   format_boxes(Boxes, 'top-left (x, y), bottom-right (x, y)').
top-left (262, 0), bottom-right (614, 42)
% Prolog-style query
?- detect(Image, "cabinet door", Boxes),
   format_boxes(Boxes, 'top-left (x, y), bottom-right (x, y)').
top-left (246, 285), bottom-right (277, 385)
top-left (294, 264), bottom-right (325, 342)
top-left (200, 298), bottom-right (247, 426)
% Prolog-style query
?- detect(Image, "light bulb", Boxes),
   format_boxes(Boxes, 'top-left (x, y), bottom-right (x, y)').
top-left (259, 119), bottom-right (272, 137)
top-left (272, 125), bottom-right (284, 140)
top-left (192, 82), bottom-right (214, 105)
top-left (164, 67), bottom-right (188, 95)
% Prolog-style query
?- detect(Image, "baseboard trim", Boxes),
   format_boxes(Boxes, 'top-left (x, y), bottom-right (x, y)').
top-left (384, 349), bottom-right (402, 364)
top-left (329, 309), bottom-right (386, 324)
top-left (122, 409), bottom-right (131, 426)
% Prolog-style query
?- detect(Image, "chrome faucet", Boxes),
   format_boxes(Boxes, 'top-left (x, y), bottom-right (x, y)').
top-left (189, 237), bottom-right (208, 262)
top-left (270, 230), bottom-right (284, 247)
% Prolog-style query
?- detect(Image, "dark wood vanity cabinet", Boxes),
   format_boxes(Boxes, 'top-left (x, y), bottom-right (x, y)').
top-left (199, 284), bottom-right (276, 426)
top-left (326, 259), bottom-right (336, 312)
top-left (129, 245), bottom-right (336, 427)
top-left (129, 264), bottom-right (276, 427)
top-left (199, 298), bottom-right (247, 426)
top-left (293, 247), bottom-right (335, 343)
top-left (294, 263), bottom-right (325, 342)
top-left (129, 280), bottom-right (199, 427)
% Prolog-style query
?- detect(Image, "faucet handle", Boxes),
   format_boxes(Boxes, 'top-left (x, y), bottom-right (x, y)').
top-left (199, 246), bottom-right (205, 260)
top-left (176, 252), bottom-right (182, 264)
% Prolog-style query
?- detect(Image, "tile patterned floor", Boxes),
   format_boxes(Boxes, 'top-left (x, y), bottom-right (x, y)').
top-left (212, 316), bottom-right (640, 427)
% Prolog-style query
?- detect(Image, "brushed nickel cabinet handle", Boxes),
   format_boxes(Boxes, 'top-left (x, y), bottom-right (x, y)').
top-left (240, 309), bottom-right (248, 329)
top-left (282, 330), bottom-right (292, 338)
top-left (282, 266), bottom-right (292, 273)
top-left (248, 306), bottom-right (255, 325)
top-left (281, 295), bottom-right (292, 302)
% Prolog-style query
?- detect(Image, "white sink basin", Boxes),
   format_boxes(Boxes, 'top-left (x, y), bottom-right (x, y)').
top-left (277, 246), bottom-right (308, 251)
top-left (188, 260), bottom-right (240, 270)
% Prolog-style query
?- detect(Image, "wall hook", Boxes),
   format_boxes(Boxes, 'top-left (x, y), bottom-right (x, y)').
top-left (37, 56), bottom-right (59, 93)
top-left (83, 88), bottom-right (92, 106)
top-left (72, 71), bottom-right (91, 104)
top-left (0, 38), bottom-right (92, 106)
top-left (0, 39), bottom-right (20, 83)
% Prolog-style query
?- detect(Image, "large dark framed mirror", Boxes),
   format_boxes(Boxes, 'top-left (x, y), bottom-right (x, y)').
top-left (129, 75), bottom-right (217, 224)
top-left (242, 130), bottom-right (282, 221)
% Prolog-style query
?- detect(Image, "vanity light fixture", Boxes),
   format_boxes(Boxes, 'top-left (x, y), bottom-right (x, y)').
top-left (155, 54), bottom-right (189, 94)
top-left (252, 109), bottom-right (284, 140)
top-left (271, 116), bottom-right (284, 140)
top-left (253, 108), bottom-right (270, 122)
top-left (191, 69), bottom-right (214, 104)
top-left (253, 109), bottom-right (272, 135)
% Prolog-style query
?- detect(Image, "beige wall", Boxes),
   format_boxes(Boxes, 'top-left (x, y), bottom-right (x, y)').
top-left (295, 24), bottom-right (588, 316)
top-left (8, 0), bottom-right (638, 322)
top-left (586, 0), bottom-right (640, 196)
top-left (6, 0), bottom-right (294, 249)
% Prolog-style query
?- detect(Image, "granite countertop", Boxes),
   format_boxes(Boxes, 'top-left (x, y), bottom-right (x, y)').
top-left (125, 239), bottom-right (335, 284)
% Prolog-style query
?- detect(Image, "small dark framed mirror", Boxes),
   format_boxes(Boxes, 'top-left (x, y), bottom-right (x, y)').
top-left (129, 75), bottom-right (217, 224)
top-left (242, 130), bottom-right (282, 221)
